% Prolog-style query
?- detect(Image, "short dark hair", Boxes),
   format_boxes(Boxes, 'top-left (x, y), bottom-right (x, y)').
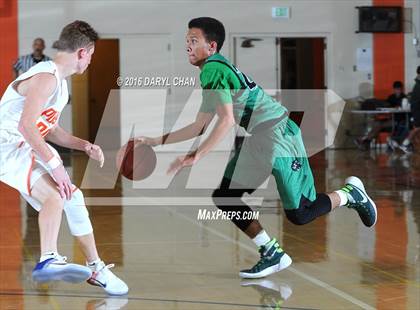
top-left (53, 20), bottom-right (98, 52)
top-left (417, 66), bottom-right (420, 75)
top-left (393, 81), bottom-right (403, 89)
top-left (188, 17), bottom-right (225, 52)
top-left (33, 38), bottom-right (45, 45)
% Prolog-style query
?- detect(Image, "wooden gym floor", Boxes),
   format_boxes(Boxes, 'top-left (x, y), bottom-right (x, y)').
top-left (0, 149), bottom-right (419, 310)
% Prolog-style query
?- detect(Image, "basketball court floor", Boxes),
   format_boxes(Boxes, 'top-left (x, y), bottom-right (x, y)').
top-left (0, 148), bottom-right (419, 310)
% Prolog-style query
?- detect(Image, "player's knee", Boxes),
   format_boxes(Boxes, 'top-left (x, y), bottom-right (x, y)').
top-left (284, 209), bottom-right (309, 225)
top-left (44, 192), bottom-right (65, 210)
top-left (286, 214), bottom-right (308, 225)
top-left (63, 189), bottom-right (93, 236)
top-left (32, 182), bottom-right (64, 208)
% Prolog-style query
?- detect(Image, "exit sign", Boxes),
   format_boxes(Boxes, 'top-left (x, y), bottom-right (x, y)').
top-left (272, 7), bottom-right (290, 19)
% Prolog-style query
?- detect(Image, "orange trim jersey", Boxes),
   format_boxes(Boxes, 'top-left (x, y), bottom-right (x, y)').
top-left (0, 61), bottom-right (68, 194)
top-left (0, 61), bottom-right (68, 142)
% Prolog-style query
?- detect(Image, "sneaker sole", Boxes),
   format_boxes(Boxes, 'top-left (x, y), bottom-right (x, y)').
top-left (32, 264), bottom-right (92, 283)
top-left (345, 176), bottom-right (378, 227)
top-left (239, 253), bottom-right (292, 279)
top-left (103, 285), bottom-right (129, 296)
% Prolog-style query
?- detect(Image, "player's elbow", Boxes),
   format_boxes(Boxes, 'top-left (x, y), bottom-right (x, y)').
top-left (195, 120), bottom-right (210, 136)
top-left (18, 119), bottom-right (35, 137)
top-left (17, 121), bottom-right (27, 135)
top-left (201, 122), bottom-right (213, 135)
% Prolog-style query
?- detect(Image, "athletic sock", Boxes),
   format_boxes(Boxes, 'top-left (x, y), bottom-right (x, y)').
top-left (252, 230), bottom-right (271, 248)
top-left (40, 252), bottom-right (57, 262)
top-left (335, 189), bottom-right (349, 207)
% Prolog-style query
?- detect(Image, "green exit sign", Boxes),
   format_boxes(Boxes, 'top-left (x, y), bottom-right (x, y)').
top-left (272, 7), bottom-right (290, 19)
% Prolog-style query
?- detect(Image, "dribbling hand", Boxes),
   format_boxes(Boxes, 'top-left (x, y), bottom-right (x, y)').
top-left (134, 136), bottom-right (160, 147)
top-left (85, 143), bottom-right (105, 167)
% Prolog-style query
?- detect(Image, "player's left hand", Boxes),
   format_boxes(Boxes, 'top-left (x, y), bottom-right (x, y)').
top-left (167, 152), bottom-right (200, 175)
top-left (84, 143), bottom-right (105, 167)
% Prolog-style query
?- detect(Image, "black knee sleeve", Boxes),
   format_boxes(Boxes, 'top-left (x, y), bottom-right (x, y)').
top-left (211, 180), bottom-right (256, 232)
top-left (284, 193), bottom-right (332, 225)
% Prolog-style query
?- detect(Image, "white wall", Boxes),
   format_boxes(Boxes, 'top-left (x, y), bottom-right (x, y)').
top-left (17, 0), bottom-right (419, 133)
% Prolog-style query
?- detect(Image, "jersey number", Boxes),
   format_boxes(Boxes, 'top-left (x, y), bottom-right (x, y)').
top-left (232, 64), bottom-right (257, 90)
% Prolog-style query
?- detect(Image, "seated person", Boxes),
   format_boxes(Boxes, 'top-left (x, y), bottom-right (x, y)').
top-left (390, 66), bottom-right (420, 153)
top-left (355, 81), bottom-right (406, 149)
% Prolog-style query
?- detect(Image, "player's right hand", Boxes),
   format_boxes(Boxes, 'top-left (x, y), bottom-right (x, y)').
top-left (51, 165), bottom-right (72, 200)
top-left (134, 136), bottom-right (160, 147)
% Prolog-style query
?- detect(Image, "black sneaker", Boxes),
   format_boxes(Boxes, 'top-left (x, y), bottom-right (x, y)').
top-left (342, 176), bottom-right (377, 227)
top-left (239, 238), bottom-right (292, 279)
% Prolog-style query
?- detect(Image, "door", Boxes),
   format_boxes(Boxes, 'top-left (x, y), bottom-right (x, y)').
top-left (88, 39), bottom-right (120, 144)
top-left (234, 36), bottom-right (278, 94)
top-left (280, 38), bottom-right (325, 90)
top-left (72, 39), bottom-right (120, 147)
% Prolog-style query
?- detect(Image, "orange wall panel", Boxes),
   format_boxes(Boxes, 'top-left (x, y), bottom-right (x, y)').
top-left (0, 1), bottom-right (23, 308)
top-left (373, 0), bottom-right (405, 99)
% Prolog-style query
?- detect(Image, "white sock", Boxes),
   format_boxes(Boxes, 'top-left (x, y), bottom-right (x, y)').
top-left (252, 230), bottom-right (271, 247)
top-left (39, 252), bottom-right (57, 262)
top-left (402, 139), bottom-right (410, 146)
top-left (335, 190), bottom-right (348, 206)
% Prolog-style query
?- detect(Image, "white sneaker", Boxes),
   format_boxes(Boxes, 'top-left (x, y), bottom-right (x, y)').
top-left (32, 254), bottom-right (92, 283)
top-left (87, 261), bottom-right (129, 295)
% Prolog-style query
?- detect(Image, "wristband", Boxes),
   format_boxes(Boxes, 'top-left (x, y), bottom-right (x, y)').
top-left (47, 156), bottom-right (62, 170)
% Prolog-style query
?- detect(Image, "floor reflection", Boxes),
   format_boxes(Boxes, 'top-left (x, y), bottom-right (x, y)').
top-left (0, 149), bottom-right (418, 309)
top-left (241, 279), bottom-right (293, 309)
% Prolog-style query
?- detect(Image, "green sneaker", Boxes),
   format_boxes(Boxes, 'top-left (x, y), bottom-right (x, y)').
top-left (239, 239), bottom-right (292, 279)
top-left (342, 176), bottom-right (377, 227)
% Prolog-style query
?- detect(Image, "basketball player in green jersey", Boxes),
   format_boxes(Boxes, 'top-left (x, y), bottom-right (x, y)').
top-left (136, 17), bottom-right (377, 278)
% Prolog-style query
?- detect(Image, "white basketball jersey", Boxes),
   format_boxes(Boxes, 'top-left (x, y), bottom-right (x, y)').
top-left (0, 61), bottom-right (69, 142)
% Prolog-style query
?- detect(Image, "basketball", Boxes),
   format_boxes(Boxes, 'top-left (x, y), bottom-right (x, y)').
top-left (116, 140), bottom-right (157, 181)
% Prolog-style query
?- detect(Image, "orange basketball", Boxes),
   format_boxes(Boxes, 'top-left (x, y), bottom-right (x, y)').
top-left (116, 140), bottom-right (157, 181)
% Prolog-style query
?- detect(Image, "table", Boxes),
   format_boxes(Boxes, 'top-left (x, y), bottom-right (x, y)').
top-left (350, 108), bottom-right (411, 132)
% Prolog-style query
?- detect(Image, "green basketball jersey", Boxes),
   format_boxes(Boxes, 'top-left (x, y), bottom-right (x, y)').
top-left (199, 53), bottom-right (287, 132)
